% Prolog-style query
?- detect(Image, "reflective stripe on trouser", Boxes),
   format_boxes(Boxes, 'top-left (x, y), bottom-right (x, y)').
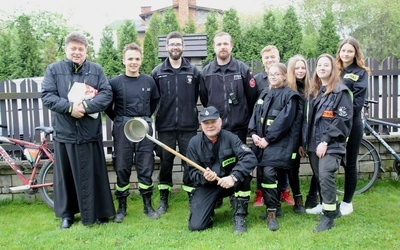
top-left (158, 184), bottom-right (172, 191)
top-left (182, 185), bottom-right (195, 193)
top-left (116, 183), bottom-right (130, 192)
top-left (260, 165), bottom-right (280, 209)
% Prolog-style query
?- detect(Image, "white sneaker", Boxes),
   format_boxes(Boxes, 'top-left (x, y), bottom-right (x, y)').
top-left (306, 204), bottom-right (323, 214)
top-left (340, 202), bottom-right (353, 215)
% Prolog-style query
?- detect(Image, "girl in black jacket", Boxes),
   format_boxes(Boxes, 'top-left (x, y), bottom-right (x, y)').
top-left (303, 54), bottom-right (353, 232)
top-left (336, 37), bottom-right (370, 216)
top-left (249, 63), bottom-right (301, 231)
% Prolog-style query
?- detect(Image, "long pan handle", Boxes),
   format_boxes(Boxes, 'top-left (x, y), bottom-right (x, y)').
top-left (145, 134), bottom-right (221, 181)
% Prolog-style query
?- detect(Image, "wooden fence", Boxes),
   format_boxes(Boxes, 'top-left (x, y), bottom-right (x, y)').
top-left (0, 57), bottom-right (399, 156)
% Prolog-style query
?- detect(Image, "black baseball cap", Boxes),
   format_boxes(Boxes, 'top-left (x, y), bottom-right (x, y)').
top-left (200, 106), bottom-right (220, 122)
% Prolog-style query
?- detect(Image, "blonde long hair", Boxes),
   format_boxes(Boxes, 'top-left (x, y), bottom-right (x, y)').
top-left (287, 54), bottom-right (310, 93)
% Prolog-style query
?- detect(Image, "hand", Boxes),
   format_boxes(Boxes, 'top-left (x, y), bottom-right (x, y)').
top-left (316, 142), bottom-right (327, 158)
top-left (252, 134), bottom-right (268, 149)
top-left (71, 101), bottom-right (86, 118)
top-left (203, 167), bottom-right (218, 182)
top-left (299, 146), bottom-right (308, 158)
top-left (217, 175), bottom-right (235, 189)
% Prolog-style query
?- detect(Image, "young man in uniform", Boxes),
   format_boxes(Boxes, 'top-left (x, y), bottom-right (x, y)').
top-left (151, 31), bottom-right (201, 213)
top-left (105, 43), bottom-right (160, 222)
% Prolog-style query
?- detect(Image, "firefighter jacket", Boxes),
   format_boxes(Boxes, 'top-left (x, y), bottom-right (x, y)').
top-left (341, 62), bottom-right (368, 117)
top-left (199, 56), bottom-right (258, 131)
top-left (151, 57), bottom-right (201, 131)
top-left (248, 86), bottom-right (301, 169)
top-left (41, 58), bottom-right (112, 144)
top-left (186, 129), bottom-right (257, 187)
top-left (303, 84), bottom-right (353, 155)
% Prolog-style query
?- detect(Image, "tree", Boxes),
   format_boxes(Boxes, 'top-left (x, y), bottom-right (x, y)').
top-left (97, 26), bottom-right (121, 78)
top-left (316, 10), bottom-right (340, 56)
top-left (203, 11), bottom-right (219, 65)
top-left (240, 22), bottom-right (264, 63)
top-left (161, 8), bottom-right (181, 35)
top-left (261, 11), bottom-right (280, 48)
top-left (182, 18), bottom-right (196, 34)
top-left (279, 6), bottom-right (303, 62)
top-left (29, 11), bottom-right (69, 64)
top-left (0, 30), bottom-right (13, 80)
top-left (11, 14), bottom-right (42, 78)
top-left (146, 13), bottom-right (163, 67)
top-left (116, 20), bottom-right (139, 72)
top-left (142, 31), bottom-right (157, 74)
top-left (222, 8), bottom-right (243, 60)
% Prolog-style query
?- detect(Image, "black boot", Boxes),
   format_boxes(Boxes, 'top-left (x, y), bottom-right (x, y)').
top-left (316, 202), bottom-right (341, 221)
top-left (266, 209), bottom-right (279, 231)
top-left (156, 189), bottom-right (169, 215)
top-left (142, 192), bottom-right (160, 219)
top-left (305, 194), bottom-right (319, 208)
top-left (114, 197), bottom-right (127, 223)
top-left (293, 195), bottom-right (305, 214)
top-left (314, 210), bottom-right (335, 232)
top-left (233, 197), bottom-right (249, 234)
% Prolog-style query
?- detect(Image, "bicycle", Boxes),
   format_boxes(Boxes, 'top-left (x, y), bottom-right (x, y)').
top-left (0, 124), bottom-right (54, 209)
top-left (336, 99), bottom-right (400, 195)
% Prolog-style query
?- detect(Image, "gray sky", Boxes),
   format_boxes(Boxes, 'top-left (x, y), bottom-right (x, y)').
top-left (1, 0), bottom-right (291, 49)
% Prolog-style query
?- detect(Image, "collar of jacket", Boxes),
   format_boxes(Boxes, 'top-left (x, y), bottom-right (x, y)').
top-left (211, 56), bottom-right (237, 73)
top-left (162, 57), bottom-right (191, 72)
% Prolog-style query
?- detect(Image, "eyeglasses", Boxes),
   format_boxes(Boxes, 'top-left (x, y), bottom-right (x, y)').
top-left (269, 73), bottom-right (282, 77)
top-left (167, 43), bottom-right (183, 48)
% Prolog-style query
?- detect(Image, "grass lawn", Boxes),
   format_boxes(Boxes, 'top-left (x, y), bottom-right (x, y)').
top-left (0, 179), bottom-right (399, 250)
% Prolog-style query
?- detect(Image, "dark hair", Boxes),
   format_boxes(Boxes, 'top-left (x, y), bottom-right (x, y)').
top-left (123, 42), bottom-right (142, 58)
top-left (65, 32), bottom-right (88, 47)
top-left (336, 36), bottom-right (370, 75)
top-left (166, 31), bottom-right (183, 45)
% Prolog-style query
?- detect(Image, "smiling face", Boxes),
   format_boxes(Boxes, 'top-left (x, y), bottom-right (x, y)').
top-left (213, 35), bottom-right (232, 61)
top-left (166, 37), bottom-right (184, 60)
top-left (316, 56), bottom-right (332, 84)
top-left (339, 43), bottom-right (356, 67)
top-left (268, 66), bottom-right (286, 88)
top-left (123, 49), bottom-right (142, 77)
top-left (65, 41), bottom-right (87, 65)
top-left (294, 60), bottom-right (307, 80)
top-left (201, 118), bottom-right (222, 140)
top-left (262, 50), bottom-right (280, 71)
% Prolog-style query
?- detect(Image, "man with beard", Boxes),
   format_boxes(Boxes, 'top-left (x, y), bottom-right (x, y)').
top-left (200, 32), bottom-right (257, 144)
top-left (199, 32), bottom-right (258, 209)
top-left (105, 43), bottom-right (160, 222)
top-left (151, 32), bottom-right (201, 213)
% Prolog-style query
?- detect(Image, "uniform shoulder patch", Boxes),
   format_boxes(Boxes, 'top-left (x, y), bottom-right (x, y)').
top-left (249, 78), bottom-right (256, 88)
top-left (241, 144), bottom-right (251, 152)
top-left (338, 106), bottom-right (348, 117)
top-left (343, 73), bottom-right (360, 81)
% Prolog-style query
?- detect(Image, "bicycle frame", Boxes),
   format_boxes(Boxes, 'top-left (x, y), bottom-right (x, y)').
top-left (0, 135), bottom-right (54, 191)
top-left (363, 116), bottom-right (400, 163)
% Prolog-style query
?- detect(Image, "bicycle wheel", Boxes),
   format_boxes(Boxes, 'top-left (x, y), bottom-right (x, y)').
top-left (38, 160), bottom-right (54, 209)
top-left (336, 138), bottom-right (381, 195)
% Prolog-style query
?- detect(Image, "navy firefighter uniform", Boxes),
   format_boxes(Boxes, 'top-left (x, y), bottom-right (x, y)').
top-left (187, 126), bottom-right (257, 231)
top-left (105, 74), bottom-right (160, 199)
